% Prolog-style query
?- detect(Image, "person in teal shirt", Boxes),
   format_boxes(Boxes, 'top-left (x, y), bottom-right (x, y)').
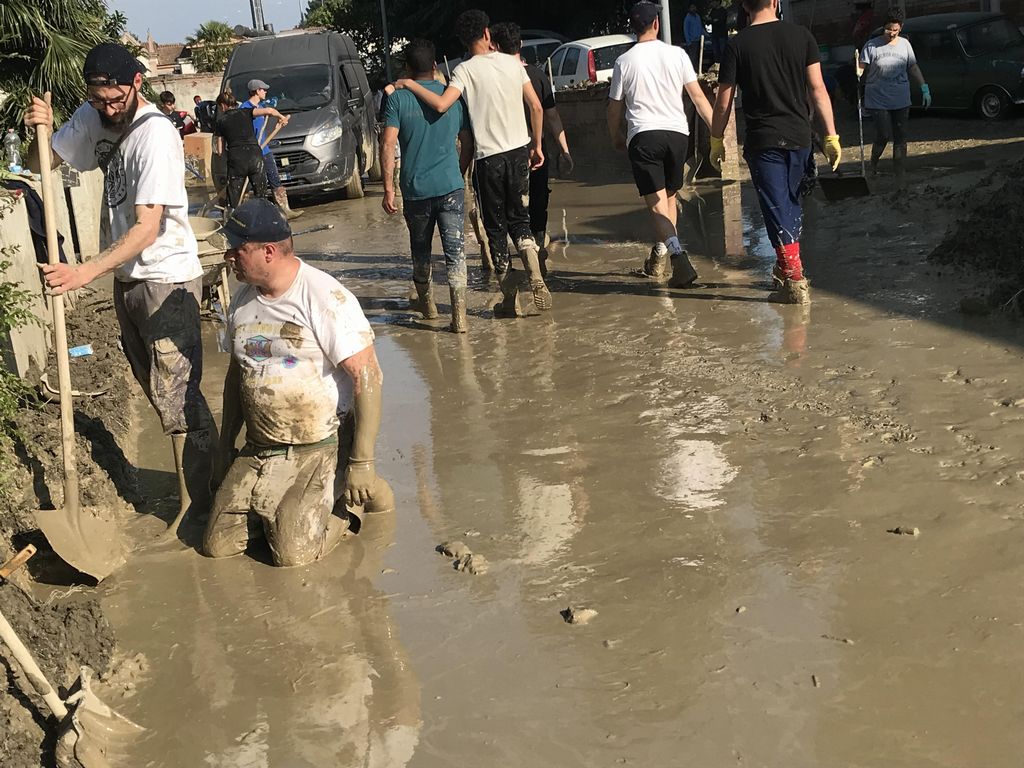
top-left (382, 38), bottom-right (474, 333)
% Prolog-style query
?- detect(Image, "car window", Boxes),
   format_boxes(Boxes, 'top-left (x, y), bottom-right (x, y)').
top-left (907, 31), bottom-right (961, 61)
top-left (956, 18), bottom-right (1024, 56)
top-left (523, 41), bottom-right (560, 66)
top-left (561, 47), bottom-right (580, 76)
top-left (549, 48), bottom-right (567, 74)
top-left (593, 42), bottom-right (636, 71)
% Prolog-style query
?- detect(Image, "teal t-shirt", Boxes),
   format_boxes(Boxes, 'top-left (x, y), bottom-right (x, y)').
top-left (384, 81), bottom-right (467, 201)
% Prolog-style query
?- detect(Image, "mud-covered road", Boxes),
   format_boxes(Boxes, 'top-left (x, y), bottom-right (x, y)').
top-left (55, 113), bottom-right (1024, 767)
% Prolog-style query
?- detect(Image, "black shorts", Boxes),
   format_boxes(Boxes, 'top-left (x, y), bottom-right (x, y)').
top-left (627, 130), bottom-right (688, 197)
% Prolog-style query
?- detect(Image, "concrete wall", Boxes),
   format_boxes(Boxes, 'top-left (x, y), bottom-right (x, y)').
top-left (148, 72), bottom-right (225, 105)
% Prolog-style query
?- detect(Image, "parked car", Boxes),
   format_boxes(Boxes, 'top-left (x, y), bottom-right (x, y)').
top-left (520, 37), bottom-right (563, 68)
top-left (896, 12), bottom-right (1024, 119)
top-left (547, 35), bottom-right (636, 90)
top-left (221, 30), bottom-right (381, 200)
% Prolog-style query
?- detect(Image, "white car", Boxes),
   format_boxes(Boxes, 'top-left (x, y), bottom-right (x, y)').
top-left (547, 35), bottom-right (636, 90)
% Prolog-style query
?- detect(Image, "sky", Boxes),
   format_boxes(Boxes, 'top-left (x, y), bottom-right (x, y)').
top-left (107, 0), bottom-right (304, 44)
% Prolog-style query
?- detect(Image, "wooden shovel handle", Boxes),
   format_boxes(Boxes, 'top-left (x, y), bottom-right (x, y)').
top-left (0, 545), bottom-right (36, 579)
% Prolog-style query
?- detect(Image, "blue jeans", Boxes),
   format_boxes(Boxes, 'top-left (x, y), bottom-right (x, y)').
top-left (262, 151), bottom-right (281, 190)
top-left (744, 147), bottom-right (814, 249)
top-left (403, 190), bottom-right (467, 289)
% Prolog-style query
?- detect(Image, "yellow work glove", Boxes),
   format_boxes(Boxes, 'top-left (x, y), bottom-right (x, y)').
top-left (709, 135), bottom-right (725, 172)
top-left (823, 134), bottom-right (842, 172)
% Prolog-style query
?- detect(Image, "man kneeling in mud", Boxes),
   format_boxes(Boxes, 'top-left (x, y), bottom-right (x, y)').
top-left (203, 199), bottom-right (393, 567)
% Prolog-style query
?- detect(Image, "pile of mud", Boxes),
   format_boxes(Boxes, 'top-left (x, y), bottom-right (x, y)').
top-left (928, 158), bottom-right (1024, 310)
top-left (1, 288), bottom-right (133, 767)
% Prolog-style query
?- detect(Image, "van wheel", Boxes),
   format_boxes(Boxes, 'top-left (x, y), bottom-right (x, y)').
top-left (367, 143), bottom-right (383, 182)
top-left (343, 166), bottom-right (364, 199)
top-left (976, 87), bottom-right (1010, 120)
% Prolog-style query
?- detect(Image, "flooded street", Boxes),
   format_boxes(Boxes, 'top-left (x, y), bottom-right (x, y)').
top-left (99, 158), bottom-right (1024, 766)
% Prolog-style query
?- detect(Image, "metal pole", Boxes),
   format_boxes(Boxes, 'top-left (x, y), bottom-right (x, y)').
top-left (660, 2), bottom-right (672, 44)
top-left (379, 0), bottom-right (393, 82)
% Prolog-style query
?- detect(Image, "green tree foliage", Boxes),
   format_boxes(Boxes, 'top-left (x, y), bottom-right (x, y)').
top-left (0, 0), bottom-right (130, 131)
top-left (188, 20), bottom-right (236, 73)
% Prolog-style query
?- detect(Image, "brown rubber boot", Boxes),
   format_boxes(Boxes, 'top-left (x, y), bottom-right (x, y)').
top-left (519, 242), bottom-right (552, 311)
top-left (449, 285), bottom-right (468, 333)
top-left (161, 430), bottom-right (213, 542)
top-left (667, 251), bottom-right (698, 288)
top-left (534, 230), bottom-right (550, 278)
top-left (769, 278), bottom-right (811, 305)
top-left (493, 271), bottom-right (520, 317)
top-left (410, 280), bottom-right (438, 319)
top-left (273, 186), bottom-right (304, 220)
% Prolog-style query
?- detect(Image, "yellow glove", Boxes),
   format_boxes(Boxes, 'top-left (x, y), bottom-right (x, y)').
top-left (709, 135), bottom-right (725, 172)
top-left (823, 134), bottom-right (842, 172)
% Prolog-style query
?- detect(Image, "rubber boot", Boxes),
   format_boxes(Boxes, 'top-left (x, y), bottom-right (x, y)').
top-left (163, 430), bottom-right (212, 541)
top-left (519, 242), bottom-right (552, 311)
top-left (410, 279), bottom-right (438, 319)
top-left (534, 230), bottom-right (550, 278)
top-left (642, 243), bottom-right (669, 279)
top-left (493, 270), bottom-right (520, 317)
top-left (449, 285), bottom-right (468, 333)
top-left (273, 186), bottom-right (304, 220)
top-left (769, 278), bottom-right (811, 305)
top-left (667, 251), bottom-right (699, 288)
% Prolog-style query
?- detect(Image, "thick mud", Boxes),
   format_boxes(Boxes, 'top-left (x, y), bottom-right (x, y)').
top-left (4, 112), bottom-right (1024, 767)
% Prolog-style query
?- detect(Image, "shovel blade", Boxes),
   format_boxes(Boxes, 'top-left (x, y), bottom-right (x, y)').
top-left (35, 507), bottom-right (127, 581)
top-left (818, 175), bottom-right (871, 201)
top-left (56, 666), bottom-right (144, 768)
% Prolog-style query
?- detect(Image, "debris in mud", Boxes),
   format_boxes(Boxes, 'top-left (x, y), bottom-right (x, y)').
top-left (812, 675), bottom-right (821, 688)
top-left (735, 606), bottom-right (747, 614)
top-left (822, 634), bottom-right (856, 645)
top-left (561, 606), bottom-right (598, 625)
top-left (454, 553), bottom-right (489, 575)
top-left (436, 541), bottom-right (472, 560)
top-left (887, 526), bottom-right (921, 537)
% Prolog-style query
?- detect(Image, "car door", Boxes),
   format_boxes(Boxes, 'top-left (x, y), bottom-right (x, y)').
top-left (556, 46), bottom-right (582, 89)
top-left (548, 46), bottom-right (567, 89)
top-left (906, 29), bottom-right (968, 109)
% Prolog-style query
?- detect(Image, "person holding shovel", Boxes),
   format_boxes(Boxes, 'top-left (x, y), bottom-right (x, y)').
top-left (709, 0), bottom-right (841, 305)
top-left (205, 199), bottom-right (394, 567)
top-left (212, 90), bottom-right (289, 210)
top-left (858, 10), bottom-right (930, 181)
top-left (245, 78), bottom-right (304, 220)
top-left (24, 42), bottom-right (213, 536)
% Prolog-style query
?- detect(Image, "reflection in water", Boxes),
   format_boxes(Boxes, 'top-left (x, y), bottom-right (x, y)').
top-left (660, 439), bottom-right (738, 509)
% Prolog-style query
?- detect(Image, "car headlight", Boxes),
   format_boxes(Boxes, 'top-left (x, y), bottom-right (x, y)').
top-left (310, 121), bottom-right (343, 147)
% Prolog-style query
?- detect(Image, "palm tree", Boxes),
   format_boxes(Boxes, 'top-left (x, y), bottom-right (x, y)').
top-left (0, 0), bottom-right (126, 129)
top-left (187, 21), bottom-right (236, 74)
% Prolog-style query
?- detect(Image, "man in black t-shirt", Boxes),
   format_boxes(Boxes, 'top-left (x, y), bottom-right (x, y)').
top-left (709, 0), bottom-right (841, 305)
top-left (492, 22), bottom-right (574, 274)
top-left (213, 92), bottom-right (288, 209)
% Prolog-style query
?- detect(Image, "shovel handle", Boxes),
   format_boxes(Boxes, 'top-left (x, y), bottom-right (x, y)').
top-left (0, 545), bottom-right (36, 579)
top-left (0, 607), bottom-right (69, 719)
top-left (36, 93), bottom-right (80, 515)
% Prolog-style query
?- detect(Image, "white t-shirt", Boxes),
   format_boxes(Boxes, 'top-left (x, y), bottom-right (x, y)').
top-left (52, 102), bottom-right (201, 284)
top-left (609, 40), bottom-right (698, 143)
top-left (449, 52), bottom-right (531, 159)
top-left (227, 260), bottom-right (375, 447)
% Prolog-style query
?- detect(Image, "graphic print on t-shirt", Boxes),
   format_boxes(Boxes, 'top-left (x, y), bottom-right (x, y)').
top-left (95, 139), bottom-right (128, 207)
top-left (244, 335), bottom-right (272, 362)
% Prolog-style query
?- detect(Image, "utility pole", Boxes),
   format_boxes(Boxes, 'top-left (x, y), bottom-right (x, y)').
top-left (379, 0), bottom-right (392, 81)
top-left (250, 0), bottom-right (266, 31)
top-left (660, 1), bottom-right (672, 44)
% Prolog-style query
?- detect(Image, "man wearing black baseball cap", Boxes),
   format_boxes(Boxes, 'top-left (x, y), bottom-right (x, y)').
top-left (204, 199), bottom-right (393, 567)
top-left (24, 41), bottom-right (213, 539)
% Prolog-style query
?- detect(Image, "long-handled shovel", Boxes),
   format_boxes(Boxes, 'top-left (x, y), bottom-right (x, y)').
top-left (33, 93), bottom-right (128, 581)
top-left (817, 50), bottom-right (871, 201)
top-left (0, 606), bottom-right (144, 767)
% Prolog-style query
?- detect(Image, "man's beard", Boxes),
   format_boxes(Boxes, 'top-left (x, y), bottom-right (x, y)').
top-left (98, 87), bottom-right (139, 130)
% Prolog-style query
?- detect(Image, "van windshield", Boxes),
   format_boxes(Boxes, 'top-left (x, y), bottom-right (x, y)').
top-left (226, 65), bottom-right (334, 113)
top-left (956, 18), bottom-right (1024, 56)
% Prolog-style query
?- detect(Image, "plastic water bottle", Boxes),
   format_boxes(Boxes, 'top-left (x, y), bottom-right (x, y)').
top-left (4, 128), bottom-right (22, 172)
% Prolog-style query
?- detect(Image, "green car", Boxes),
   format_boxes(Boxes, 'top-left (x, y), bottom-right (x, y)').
top-left (898, 12), bottom-right (1024, 119)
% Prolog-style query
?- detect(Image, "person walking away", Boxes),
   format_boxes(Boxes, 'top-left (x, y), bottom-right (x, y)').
top-left (684, 5), bottom-right (706, 67)
top-left (158, 90), bottom-right (197, 138)
top-left (859, 10), bottom-right (930, 182)
top-left (381, 39), bottom-right (475, 333)
top-left (491, 21), bottom-right (574, 277)
top-left (607, 1), bottom-right (714, 288)
top-left (213, 91), bottom-right (288, 210)
top-left (205, 199), bottom-right (392, 567)
top-left (25, 42), bottom-right (214, 534)
top-left (708, 0), bottom-right (842, 305)
top-left (709, 2), bottom-right (730, 66)
top-left (246, 79), bottom-right (304, 220)
top-left (394, 9), bottom-right (551, 318)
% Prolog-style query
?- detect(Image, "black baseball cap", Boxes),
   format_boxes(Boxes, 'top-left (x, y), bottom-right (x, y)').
top-left (83, 42), bottom-right (147, 86)
top-left (223, 199), bottom-right (291, 249)
top-left (629, 1), bottom-right (663, 29)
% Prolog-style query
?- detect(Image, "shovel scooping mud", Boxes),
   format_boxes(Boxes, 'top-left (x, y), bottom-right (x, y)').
top-left (817, 50), bottom-right (871, 202)
top-left (33, 93), bottom-right (129, 581)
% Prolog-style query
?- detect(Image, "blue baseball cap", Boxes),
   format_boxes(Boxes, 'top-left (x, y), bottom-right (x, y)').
top-left (223, 199), bottom-right (291, 249)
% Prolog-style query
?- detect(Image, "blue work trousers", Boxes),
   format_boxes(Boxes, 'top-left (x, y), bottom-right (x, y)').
top-left (744, 147), bottom-right (814, 249)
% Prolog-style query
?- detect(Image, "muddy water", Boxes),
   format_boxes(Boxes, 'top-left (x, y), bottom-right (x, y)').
top-left (100, 173), bottom-right (1023, 767)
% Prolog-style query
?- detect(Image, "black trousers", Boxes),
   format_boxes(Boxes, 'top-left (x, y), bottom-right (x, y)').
top-left (227, 147), bottom-right (268, 209)
top-left (529, 156), bottom-right (550, 235)
top-left (474, 146), bottom-right (533, 273)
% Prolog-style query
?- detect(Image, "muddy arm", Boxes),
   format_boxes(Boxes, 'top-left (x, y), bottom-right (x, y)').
top-left (340, 344), bottom-right (384, 506)
top-left (381, 126), bottom-right (399, 214)
top-left (213, 357), bottom-right (243, 488)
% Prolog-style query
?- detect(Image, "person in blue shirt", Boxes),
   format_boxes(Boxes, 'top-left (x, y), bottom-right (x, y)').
top-left (246, 79), bottom-right (303, 219)
top-left (684, 4), bottom-right (705, 66)
top-left (381, 39), bottom-right (475, 333)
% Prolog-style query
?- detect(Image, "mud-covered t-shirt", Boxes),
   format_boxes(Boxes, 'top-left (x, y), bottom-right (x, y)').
top-left (228, 261), bottom-right (375, 447)
top-left (449, 52), bottom-right (531, 159)
top-left (860, 36), bottom-right (917, 111)
top-left (719, 21), bottom-right (820, 151)
top-left (51, 102), bottom-right (201, 283)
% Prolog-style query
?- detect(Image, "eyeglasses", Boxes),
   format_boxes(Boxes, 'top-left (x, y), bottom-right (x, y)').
top-left (884, 26), bottom-right (901, 33)
top-left (86, 86), bottom-right (133, 109)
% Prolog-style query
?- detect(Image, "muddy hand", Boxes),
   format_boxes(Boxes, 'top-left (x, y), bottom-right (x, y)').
top-left (24, 94), bottom-right (53, 130)
top-left (345, 459), bottom-right (377, 507)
